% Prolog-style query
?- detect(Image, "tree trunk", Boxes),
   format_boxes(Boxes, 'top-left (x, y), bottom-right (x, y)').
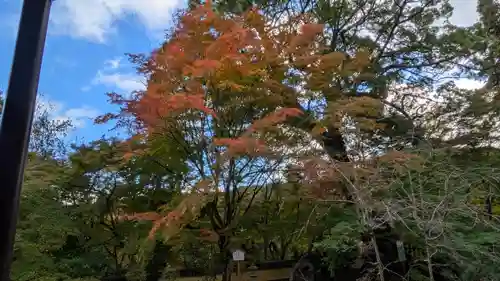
top-left (218, 235), bottom-right (232, 281)
top-left (145, 241), bottom-right (171, 281)
top-left (286, 110), bottom-right (349, 163)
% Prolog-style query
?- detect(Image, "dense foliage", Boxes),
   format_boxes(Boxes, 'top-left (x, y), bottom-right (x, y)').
top-left (6, 0), bottom-right (500, 280)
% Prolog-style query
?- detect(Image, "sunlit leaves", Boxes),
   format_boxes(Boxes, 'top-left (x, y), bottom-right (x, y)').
top-left (123, 183), bottom-right (212, 242)
top-left (248, 108), bottom-right (303, 133)
top-left (94, 0), bottom-right (376, 252)
top-left (213, 137), bottom-right (268, 155)
top-left (327, 96), bottom-right (385, 130)
top-left (289, 23), bottom-right (325, 51)
top-left (98, 1), bottom-right (351, 140)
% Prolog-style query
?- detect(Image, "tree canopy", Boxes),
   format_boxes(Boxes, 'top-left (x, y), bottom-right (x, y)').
top-left (8, 0), bottom-right (500, 281)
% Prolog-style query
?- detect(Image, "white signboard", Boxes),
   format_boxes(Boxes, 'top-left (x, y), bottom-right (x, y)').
top-left (396, 240), bottom-right (406, 262)
top-left (232, 249), bottom-right (245, 261)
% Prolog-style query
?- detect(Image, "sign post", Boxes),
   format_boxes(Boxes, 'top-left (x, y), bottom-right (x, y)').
top-left (0, 1), bottom-right (52, 280)
top-left (232, 249), bottom-right (245, 279)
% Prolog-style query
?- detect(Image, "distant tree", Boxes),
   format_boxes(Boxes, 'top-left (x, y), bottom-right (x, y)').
top-left (0, 91), bottom-right (72, 159)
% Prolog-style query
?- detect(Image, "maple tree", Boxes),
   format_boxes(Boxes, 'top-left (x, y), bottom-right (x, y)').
top-left (96, 2), bottom-right (379, 279)
top-left (95, 1), bottom-right (500, 280)
top-left (96, 0), bottom-right (440, 277)
top-left (12, 0), bottom-right (500, 281)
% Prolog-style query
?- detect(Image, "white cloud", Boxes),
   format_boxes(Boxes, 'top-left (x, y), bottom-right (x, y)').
top-left (49, 0), bottom-right (183, 43)
top-left (454, 78), bottom-right (485, 90)
top-left (449, 0), bottom-right (479, 27)
top-left (57, 106), bottom-right (101, 128)
top-left (105, 57), bottom-right (122, 70)
top-left (87, 57), bottom-right (145, 93)
top-left (93, 70), bottom-right (145, 92)
top-left (37, 96), bottom-right (100, 129)
top-left (2, 0), bottom-right (478, 45)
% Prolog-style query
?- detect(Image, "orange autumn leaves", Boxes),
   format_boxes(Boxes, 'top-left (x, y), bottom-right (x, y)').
top-left (116, 1), bottom-right (333, 158)
top-left (214, 107), bottom-right (304, 156)
top-left (122, 180), bottom-right (213, 241)
top-left (99, 1), bottom-right (368, 243)
top-left (97, 1), bottom-right (372, 152)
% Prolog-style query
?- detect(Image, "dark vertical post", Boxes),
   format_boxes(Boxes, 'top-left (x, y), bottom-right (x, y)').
top-left (0, 0), bottom-right (52, 280)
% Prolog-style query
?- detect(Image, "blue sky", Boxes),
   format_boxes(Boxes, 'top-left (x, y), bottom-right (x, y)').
top-left (0, 0), bottom-right (479, 145)
top-left (0, 0), bottom-right (184, 144)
